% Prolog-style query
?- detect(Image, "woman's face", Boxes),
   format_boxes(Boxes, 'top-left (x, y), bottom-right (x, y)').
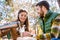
top-left (19, 12), bottom-right (27, 23)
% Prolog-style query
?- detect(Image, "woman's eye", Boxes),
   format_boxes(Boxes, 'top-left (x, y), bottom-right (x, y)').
top-left (21, 15), bottom-right (23, 16)
top-left (20, 14), bottom-right (27, 17)
top-left (24, 15), bottom-right (26, 17)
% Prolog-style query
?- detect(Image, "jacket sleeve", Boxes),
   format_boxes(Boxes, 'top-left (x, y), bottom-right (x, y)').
top-left (10, 27), bottom-right (18, 40)
top-left (1, 29), bottom-right (10, 37)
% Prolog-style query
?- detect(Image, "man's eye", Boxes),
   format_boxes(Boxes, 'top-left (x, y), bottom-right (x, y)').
top-left (37, 8), bottom-right (39, 10)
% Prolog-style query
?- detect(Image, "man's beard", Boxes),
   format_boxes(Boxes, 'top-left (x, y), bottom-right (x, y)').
top-left (40, 12), bottom-right (44, 18)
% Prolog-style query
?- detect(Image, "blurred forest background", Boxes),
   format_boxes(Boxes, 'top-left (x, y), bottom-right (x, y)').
top-left (0, 0), bottom-right (60, 27)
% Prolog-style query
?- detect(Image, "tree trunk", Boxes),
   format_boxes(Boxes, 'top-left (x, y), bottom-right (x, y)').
top-left (57, 0), bottom-right (60, 7)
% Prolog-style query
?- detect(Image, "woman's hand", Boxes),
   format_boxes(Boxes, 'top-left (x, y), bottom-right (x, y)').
top-left (29, 28), bottom-right (35, 35)
top-left (23, 31), bottom-right (31, 37)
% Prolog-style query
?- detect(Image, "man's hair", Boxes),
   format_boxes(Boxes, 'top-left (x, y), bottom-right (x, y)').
top-left (36, 1), bottom-right (50, 10)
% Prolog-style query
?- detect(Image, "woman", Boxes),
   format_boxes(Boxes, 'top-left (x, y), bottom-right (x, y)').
top-left (0, 9), bottom-right (35, 40)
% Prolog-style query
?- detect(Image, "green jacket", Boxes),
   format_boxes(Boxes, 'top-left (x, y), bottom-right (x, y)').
top-left (38, 10), bottom-right (58, 33)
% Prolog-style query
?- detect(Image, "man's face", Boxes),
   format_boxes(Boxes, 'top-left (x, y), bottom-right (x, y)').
top-left (36, 6), bottom-right (44, 17)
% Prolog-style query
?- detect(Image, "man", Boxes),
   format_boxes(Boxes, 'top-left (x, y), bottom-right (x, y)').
top-left (36, 1), bottom-right (58, 33)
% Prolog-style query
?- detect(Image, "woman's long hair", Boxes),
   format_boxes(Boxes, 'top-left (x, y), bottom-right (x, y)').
top-left (17, 9), bottom-right (29, 31)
